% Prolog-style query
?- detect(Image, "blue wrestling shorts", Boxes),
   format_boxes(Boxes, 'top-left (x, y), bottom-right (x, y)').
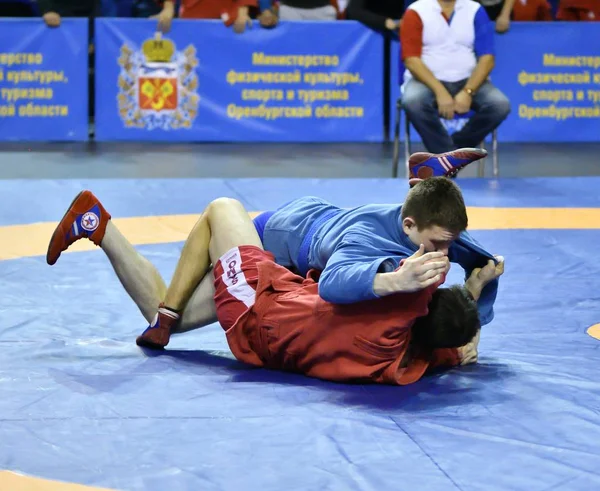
top-left (253, 211), bottom-right (275, 242)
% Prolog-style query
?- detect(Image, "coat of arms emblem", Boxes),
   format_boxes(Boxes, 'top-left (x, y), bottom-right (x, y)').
top-left (117, 32), bottom-right (200, 130)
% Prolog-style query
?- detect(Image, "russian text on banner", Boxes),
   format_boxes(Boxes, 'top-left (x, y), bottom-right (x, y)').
top-left (0, 19), bottom-right (89, 141)
top-left (495, 22), bottom-right (600, 142)
top-left (95, 19), bottom-right (383, 142)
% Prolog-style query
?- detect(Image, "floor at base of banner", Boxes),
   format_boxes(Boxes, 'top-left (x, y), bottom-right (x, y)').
top-left (1, 176), bottom-right (600, 491)
top-left (1, 141), bottom-right (600, 179)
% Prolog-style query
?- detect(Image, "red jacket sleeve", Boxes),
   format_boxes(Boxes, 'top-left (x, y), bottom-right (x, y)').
top-left (400, 9), bottom-right (423, 60)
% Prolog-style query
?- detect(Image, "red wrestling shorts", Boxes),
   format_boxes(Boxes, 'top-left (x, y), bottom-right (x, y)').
top-left (213, 245), bottom-right (274, 331)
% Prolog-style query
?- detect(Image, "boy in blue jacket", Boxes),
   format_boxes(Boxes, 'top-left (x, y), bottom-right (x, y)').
top-left (253, 178), bottom-right (497, 325)
top-left (248, 147), bottom-right (498, 323)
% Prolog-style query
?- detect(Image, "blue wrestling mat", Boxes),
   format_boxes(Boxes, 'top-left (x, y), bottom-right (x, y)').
top-left (2, 177), bottom-right (600, 490)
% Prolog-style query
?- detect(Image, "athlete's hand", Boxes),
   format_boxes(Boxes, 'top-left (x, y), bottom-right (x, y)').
top-left (465, 255), bottom-right (504, 300)
top-left (393, 244), bottom-right (449, 293)
top-left (470, 256), bottom-right (504, 286)
top-left (457, 329), bottom-right (480, 365)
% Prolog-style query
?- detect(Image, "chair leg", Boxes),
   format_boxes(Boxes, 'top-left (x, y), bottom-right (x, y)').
top-left (478, 140), bottom-right (485, 178)
top-left (404, 113), bottom-right (411, 178)
top-left (492, 129), bottom-right (499, 177)
top-left (392, 99), bottom-right (402, 178)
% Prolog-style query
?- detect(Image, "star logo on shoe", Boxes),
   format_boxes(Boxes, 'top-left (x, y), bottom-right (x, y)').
top-left (80, 212), bottom-right (99, 232)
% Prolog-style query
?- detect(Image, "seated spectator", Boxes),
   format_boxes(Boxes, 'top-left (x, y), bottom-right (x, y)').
top-left (155, 0), bottom-right (257, 33)
top-left (475, 0), bottom-right (515, 31)
top-left (512, 0), bottom-right (553, 20)
top-left (344, 0), bottom-right (405, 38)
top-left (400, 0), bottom-right (511, 154)
top-left (557, 0), bottom-right (599, 20)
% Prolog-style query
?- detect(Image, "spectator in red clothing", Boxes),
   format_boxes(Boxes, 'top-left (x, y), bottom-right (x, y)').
top-left (400, 0), bottom-right (510, 154)
top-left (557, 0), bottom-right (599, 20)
top-left (512, 0), bottom-right (553, 21)
top-left (155, 0), bottom-right (257, 33)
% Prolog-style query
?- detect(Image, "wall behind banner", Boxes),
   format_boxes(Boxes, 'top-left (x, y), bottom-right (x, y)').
top-left (0, 19), bottom-right (599, 143)
top-left (391, 22), bottom-right (600, 143)
top-left (95, 19), bottom-right (384, 142)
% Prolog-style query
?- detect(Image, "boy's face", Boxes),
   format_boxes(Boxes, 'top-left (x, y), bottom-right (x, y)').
top-left (403, 218), bottom-right (458, 255)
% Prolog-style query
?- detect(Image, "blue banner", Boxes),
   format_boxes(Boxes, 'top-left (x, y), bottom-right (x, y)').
top-left (94, 19), bottom-right (384, 142)
top-left (390, 40), bottom-right (408, 143)
top-left (0, 19), bottom-right (89, 141)
top-left (391, 22), bottom-right (600, 143)
top-left (494, 22), bottom-right (600, 142)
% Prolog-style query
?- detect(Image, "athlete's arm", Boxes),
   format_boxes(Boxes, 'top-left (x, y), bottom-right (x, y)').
top-left (318, 238), bottom-right (448, 304)
top-left (318, 245), bottom-right (396, 304)
top-left (448, 232), bottom-right (501, 326)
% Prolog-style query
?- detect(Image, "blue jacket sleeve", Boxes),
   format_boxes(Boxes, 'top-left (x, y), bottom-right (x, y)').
top-left (448, 230), bottom-right (498, 326)
top-left (318, 237), bottom-right (400, 304)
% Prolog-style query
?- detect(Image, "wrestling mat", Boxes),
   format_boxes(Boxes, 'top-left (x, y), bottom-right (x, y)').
top-left (1, 177), bottom-right (599, 490)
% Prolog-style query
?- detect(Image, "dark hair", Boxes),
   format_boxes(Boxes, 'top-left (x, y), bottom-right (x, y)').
top-left (412, 285), bottom-right (480, 349)
top-left (401, 177), bottom-right (468, 234)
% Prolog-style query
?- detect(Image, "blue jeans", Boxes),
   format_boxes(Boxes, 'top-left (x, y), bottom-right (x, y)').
top-left (402, 78), bottom-right (511, 154)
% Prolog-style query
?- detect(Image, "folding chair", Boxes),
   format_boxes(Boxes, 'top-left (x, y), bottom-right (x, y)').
top-left (391, 59), bottom-right (499, 179)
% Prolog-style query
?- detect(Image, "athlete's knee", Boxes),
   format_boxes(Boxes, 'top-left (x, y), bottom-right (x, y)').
top-left (207, 197), bottom-right (244, 218)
